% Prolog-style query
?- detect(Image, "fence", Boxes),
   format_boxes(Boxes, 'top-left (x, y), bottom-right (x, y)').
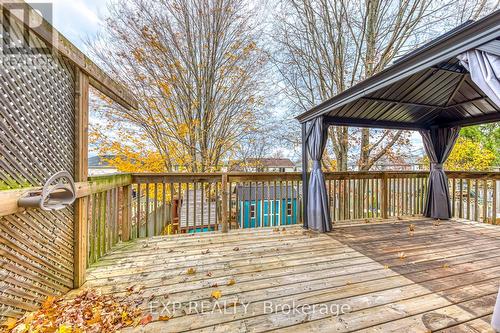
top-left (124, 171), bottom-right (499, 236)
top-left (449, 172), bottom-right (498, 223)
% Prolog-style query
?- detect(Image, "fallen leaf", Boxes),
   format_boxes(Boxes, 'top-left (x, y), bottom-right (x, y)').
top-left (225, 301), bottom-right (241, 308)
top-left (140, 314), bottom-right (153, 326)
top-left (23, 312), bottom-right (35, 326)
top-left (1, 318), bottom-right (17, 330)
top-left (206, 272), bottom-right (213, 277)
top-left (86, 310), bottom-right (101, 325)
top-left (398, 252), bottom-right (406, 260)
top-left (42, 295), bottom-right (56, 309)
top-left (58, 324), bottom-right (73, 333)
top-left (7, 289), bottom-right (143, 332)
top-left (122, 311), bottom-right (133, 325)
top-left (211, 290), bottom-right (222, 299)
top-left (158, 315), bottom-right (171, 321)
top-left (233, 247), bottom-right (239, 251)
top-left (227, 278), bottom-right (236, 286)
top-left (384, 265), bottom-right (390, 269)
top-left (133, 317), bottom-right (142, 327)
top-left (210, 283), bottom-right (219, 288)
top-left (442, 263), bottom-right (450, 269)
top-left (409, 224), bottom-right (415, 232)
top-left (186, 268), bottom-right (196, 275)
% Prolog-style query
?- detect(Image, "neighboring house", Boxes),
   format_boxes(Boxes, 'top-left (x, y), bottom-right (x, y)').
top-left (228, 158), bottom-right (296, 172)
top-left (235, 185), bottom-right (299, 228)
top-left (367, 154), bottom-right (425, 171)
top-left (88, 155), bottom-right (119, 176)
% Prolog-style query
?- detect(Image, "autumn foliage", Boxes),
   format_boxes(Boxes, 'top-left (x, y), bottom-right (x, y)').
top-left (88, 0), bottom-right (267, 173)
top-left (1, 290), bottom-right (149, 333)
top-left (421, 136), bottom-right (496, 171)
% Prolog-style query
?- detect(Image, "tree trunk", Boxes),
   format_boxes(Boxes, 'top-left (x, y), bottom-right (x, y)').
top-left (330, 126), bottom-right (349, 171)
top-left (359, 128), bottom-right (371, 170)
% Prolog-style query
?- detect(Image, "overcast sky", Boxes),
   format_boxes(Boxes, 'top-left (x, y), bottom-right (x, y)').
top-left (32, 0), bottom-right (108, 52)
top-left (36, 0), bottom-right (424, 157)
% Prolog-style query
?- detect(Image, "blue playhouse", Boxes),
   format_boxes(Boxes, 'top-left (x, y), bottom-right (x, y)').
top-left (235, 185), bottom-right (299, 228)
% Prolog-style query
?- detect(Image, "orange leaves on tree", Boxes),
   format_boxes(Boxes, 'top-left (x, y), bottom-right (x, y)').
top-left (158, 81), bottom-right (171, 97)
top-left (132, 48), bottom-right (145, 63)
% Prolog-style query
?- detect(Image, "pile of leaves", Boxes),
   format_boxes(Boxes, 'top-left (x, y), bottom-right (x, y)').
top-left (2, 290), bottom-right (150, 333)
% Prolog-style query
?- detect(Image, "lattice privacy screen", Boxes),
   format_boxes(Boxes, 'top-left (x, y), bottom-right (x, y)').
top-left (0, 12), bottom-right (76, 320)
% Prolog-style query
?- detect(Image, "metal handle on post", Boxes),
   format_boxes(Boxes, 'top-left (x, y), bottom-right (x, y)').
top-left (18, 171), bottom-right (76, 211)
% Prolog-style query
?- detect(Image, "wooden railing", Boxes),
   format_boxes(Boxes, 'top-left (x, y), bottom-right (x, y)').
top-left (2, 170), bottom-right (495, 287)
top-left (130, 173), bottom-right (223, 237)
top-left (121, 171), bottom-right (499, 236)
top-left (448, 172), bottom-right (499, 223)
top-left (325, 171), bottom-right (429, 221)
top-left (85, 175), bottom-right (132, 265)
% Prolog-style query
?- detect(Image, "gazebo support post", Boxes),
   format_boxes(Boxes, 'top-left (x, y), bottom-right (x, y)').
top-left (301, 123), bottom-right (309, 229)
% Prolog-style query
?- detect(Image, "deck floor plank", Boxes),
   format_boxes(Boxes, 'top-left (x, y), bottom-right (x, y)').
top-left (68, 218), bottom-right (500, 332)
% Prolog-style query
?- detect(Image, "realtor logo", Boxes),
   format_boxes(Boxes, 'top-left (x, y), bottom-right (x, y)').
top-left (1, 2), bottom-right (53, 55)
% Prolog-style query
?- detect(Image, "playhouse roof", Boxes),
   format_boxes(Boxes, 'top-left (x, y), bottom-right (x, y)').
top-left (236, 185), bottom-right (298, 201)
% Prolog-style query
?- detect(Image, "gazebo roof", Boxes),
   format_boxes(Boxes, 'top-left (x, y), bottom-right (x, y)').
top-left (296, 10), bottom-right (500, 130)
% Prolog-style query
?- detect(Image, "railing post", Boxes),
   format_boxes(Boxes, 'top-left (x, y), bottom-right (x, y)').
top-left (493, 179), bottom-right (497, 225)
top-left (381, 172), bottom-right (388, 219)
top-left (222, 173), bottom-right (229, 233)
top-left (121, 184), bottom-right (132, 241)
top-left (301, 123), bottom-right (309, 228)
top-left (73, 69), bottom-right (89, 288)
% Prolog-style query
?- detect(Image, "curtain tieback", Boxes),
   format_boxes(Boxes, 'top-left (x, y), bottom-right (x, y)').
top-left (312, 160), bottom-right (321, 170)
top-left (431, 163), bottom-right (444, 170)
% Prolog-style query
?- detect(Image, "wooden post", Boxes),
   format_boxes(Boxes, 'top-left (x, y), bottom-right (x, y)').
top-left (74, 69), bottom-right (89, 288)
top-left (493, 179), bottom-right (497, 225)
top-left (221, 173), bottom-right (228, 233)
top-left (381, 172), bottom-right (388, 219)
top-left (301, 123), bottom-right (309, 228)
top-left (121, 184), bottom-right (132, 241)
top-left (483, 179), bottom-right (488, 223)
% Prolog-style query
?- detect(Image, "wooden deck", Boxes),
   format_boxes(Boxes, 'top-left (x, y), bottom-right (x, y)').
top-left (69, 218), bottom-right (500, 332)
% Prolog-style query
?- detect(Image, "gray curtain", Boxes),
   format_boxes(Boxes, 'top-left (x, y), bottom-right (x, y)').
top-left (457, 40), bottom-right (500, 108)
top-left (306, 116), bottom-right (331, 232)
top-left (492, 286), bottom-right (500, 332)
top-left (419, 126), bottom-right (460, 219)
